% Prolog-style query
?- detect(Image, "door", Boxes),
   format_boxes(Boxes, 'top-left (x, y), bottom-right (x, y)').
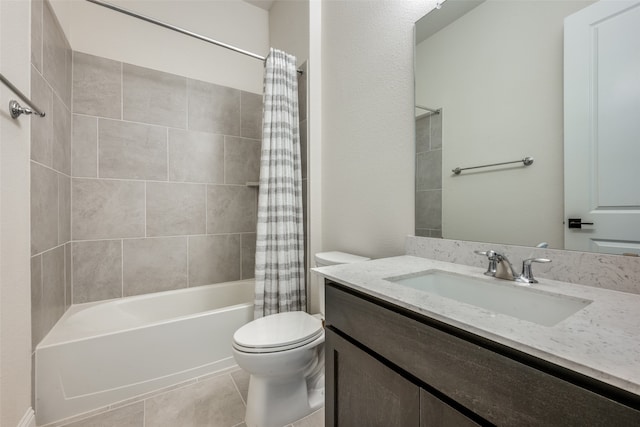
top-left (564, 0), bottom-right (640, 254)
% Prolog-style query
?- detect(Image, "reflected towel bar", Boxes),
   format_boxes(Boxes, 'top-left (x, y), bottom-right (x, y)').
top-left (452, 156), bottom-right (534, 175)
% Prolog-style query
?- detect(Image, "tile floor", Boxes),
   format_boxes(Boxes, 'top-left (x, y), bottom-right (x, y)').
top-left (43, 367), bottom-right (324, 427)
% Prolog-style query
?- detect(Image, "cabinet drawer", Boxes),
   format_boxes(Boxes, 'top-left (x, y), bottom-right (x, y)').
top-left (326, 282), bottom-right (640, 426)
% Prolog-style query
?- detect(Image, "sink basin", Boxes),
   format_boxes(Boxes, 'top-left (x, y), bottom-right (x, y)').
top-left (386, 270), bottom-right (592, 327)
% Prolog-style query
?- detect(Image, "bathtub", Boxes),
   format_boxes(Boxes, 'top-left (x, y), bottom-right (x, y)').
top-left (35, 279), bottom-right (255, 425)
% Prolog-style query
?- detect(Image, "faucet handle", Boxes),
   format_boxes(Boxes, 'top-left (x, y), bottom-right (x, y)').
top-left (519, 258), bottom-right (551, 284)
top-left (474, 250), bottom-right (498, 276)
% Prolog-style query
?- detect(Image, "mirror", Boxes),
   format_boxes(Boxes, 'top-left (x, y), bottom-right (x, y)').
top-left (414, 0), bottom-right (601, 251)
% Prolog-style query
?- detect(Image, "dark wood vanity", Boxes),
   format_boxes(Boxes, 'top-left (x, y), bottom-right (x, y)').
top-left (324, 280), bottom-right (640, 426)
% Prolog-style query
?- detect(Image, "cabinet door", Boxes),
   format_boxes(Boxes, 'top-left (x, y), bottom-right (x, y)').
top-left (325, 328), bottom-right (420, 427)
top-left (420, 389), bottom-right (481, 427)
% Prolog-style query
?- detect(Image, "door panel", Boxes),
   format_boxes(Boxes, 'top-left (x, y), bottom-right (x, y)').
top-left (564, 0), bottom-right (640, 253)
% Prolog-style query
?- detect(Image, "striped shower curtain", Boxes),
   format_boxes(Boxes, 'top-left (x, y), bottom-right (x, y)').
top-left (253, 48), bottom-right (306, 318)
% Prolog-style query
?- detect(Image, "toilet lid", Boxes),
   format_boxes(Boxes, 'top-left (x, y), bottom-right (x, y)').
top-left (233, 311), bottom-right (323, 353)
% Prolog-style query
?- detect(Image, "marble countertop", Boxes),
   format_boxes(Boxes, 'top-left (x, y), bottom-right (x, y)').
top-left (314, 255), bottom-right (640, 395)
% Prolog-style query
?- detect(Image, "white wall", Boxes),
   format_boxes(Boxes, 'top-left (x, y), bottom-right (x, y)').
top-left (416, 0), bottom-right (591, 249)
top-left (320, 0), bottom-right (434, 259)
top-left (269, 0), bottom-right (309, 65)
top-left (49, 0), bottom-right (269, 93)
top-left (0, 0), bottom-right (34, 425)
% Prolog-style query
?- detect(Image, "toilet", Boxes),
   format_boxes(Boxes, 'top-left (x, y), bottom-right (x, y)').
top-left (232, 251), bottom-right (370, 427)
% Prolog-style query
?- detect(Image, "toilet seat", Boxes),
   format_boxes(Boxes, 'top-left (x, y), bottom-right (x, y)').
top-left (233, 311), bottom-right (323, 353)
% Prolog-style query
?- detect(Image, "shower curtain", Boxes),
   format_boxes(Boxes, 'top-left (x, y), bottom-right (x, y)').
top-left (254, 48), bottom-right (306, 318)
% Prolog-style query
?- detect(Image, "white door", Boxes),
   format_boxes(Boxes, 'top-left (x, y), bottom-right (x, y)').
top-left (564, 0), bottom-right (640, 254)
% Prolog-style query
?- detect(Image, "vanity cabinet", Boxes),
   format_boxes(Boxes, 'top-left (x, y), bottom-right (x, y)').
top-left (324, 281), bottom-right (640, 426)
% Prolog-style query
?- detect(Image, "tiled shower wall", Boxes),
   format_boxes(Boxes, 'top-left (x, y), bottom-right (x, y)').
top-left (30, 0), bottom-right (72, 352)
top-left (70, 51), bottom-right (262, 303)
top-left (415, 112), bottom-right (442, 238)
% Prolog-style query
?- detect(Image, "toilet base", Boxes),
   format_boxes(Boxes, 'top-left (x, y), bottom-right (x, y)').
top-left (244, 373), bottom-right (324, 427)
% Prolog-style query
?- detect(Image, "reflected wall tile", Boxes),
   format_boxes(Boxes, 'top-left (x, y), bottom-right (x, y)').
top-left (188, 235), bottom-right (241, 286)
top-left (31, 67), bottom-right (53, 166)
top-left (146, 182), bottom-right (206, 237)
top-left (58, 173), bottom-right (71, 244)
top-left (98, 119), bottom-right (168, 180)
top-left (73, 52), bottom-right (121, 118)
top-left (206, 185), bottom-right (257, 234)
top-left (65, 403), bottom-right (144, 427)
top-left (430, 112), bottom-right (442, 150)
top-left (72, 114), bottom-right (98, 177)
top-left (31, 162), bottom-right (58, 255)
top-left (72, 178), bottom-right (145, 240)
top-left (415, 115), bottom-right (430, 154)
top-left (123, 63), bottom-right (187, 128)
top-left (297, 63), bottom-right (307, 122)
top-left (65, 242), bottom-right (71, 309)
top-left (168, 129), bottom-right (224, 184)
top-left (72, 240), bottom-right (123, 304)
top-left (241, 233), bottom-right (256, 280)
top-left (300, 119), bottom-right (307, 180)
top-left (144, 374), bottom-right (245, 427)
top-left (416, 150), bottom-right (442, 191)
top-left (123, 237), bottom-right (188, 296)
top-left (32, 0), bottom-right (43, 72)
top-left (415, 190), bottom-right (442, 230)
top-left (43, 0), bottom-right (71, 107)
top-left (240, 91), bottom-right (262, 139)
top-left (52, 94), bottom-right (71, 175)
top-left (224, 136), bottom-right (261, 185)
top-left (31, 255), bottom-right (43, 350)
top-left (187, 79), bottom-right (240, 136)
top-left (42, 245), bottom-right (65, 339)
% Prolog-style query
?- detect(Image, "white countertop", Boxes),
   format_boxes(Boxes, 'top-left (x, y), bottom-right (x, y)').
top-left (314, 255), bottom-right (640, 395)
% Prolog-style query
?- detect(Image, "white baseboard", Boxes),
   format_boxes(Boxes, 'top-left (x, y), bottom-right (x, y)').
top-left (16, 407), bottom-right (36, 427)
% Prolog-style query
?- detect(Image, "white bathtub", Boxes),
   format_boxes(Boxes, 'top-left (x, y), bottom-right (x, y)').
top-left (35, 279), bottom-right (255, 425)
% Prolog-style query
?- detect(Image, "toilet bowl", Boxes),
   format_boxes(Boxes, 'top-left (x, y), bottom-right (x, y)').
top-left (233, 251), bottom-right (369, 427)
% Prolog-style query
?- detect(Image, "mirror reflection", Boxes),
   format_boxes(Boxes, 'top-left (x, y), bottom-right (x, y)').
top-left (414, 0), bottom-right (640, 255)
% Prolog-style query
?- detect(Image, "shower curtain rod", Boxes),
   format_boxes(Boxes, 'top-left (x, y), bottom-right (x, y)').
top-left (86, 0), bottom-right (303, 74)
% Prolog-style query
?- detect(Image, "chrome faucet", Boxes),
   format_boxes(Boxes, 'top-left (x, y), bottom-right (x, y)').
top-left (475, 250), bottom-right (551, 284)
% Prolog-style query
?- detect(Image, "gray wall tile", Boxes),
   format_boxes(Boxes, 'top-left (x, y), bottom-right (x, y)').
top-left (416, 115), bottom-right (430, 154)
top-left (241, 233), bottom-right (256, 280)
top-left (416, 150), bottom-right (442, 191)
top-left (224, 136), bottom-right (261, 185)
top-left (72, 114), bottom-right (98, 177)
top-left (298, 63), bottom-right (307, 122)
top-left (42, 245), bottom-right (66, 340)
top-left (188, 235), bottom-right (240, 286)
top-left (31, 255), bottom-right (43, 350)
top-left (206, 185), bottom-right (257, 234)
top-left (144, 374), bottom-right (244, 427)
top-left (187, 79), bottom-right (240, 135)
top-left (146, 182), bottom-right (206, 237)
top-left (65, 402), bottom-right (144, 427)
top-left (72, 240), bottom-right (123, 303)
top-left (31, 162), bottom-right (59, 255)
top-left (123, 237), bottom-right (188, 296)
top-left (168, 129), bottom-right (224, 184)
top-left (31, 67), bottom-right (53, 166)
top-left (43, 0), bottom-right (71, 107)
top-left (98, 119), bottom-right (168, 180)
top-left (72, 179), bottom-right (145, 240)
top-left (240, 91), bottom-right (262, 139)
top-left (300, 119), bottom-right (307, 180)
top-left (73, 52), bottom-right (121, 118)
top-left (31, 0), bottom-right (43, 72)
top-left (59, 173), bottom-right (71, 244)
top-left (416, 190), bottom-right (442, 230)
top-left (123, 63), bottom-right (187, 129)
top-left (53, 94), bottom-right (71, 175)
top-left (65, 242), bottom-right (72, 309)
top-left (430, 112), bottom-right (442, 150)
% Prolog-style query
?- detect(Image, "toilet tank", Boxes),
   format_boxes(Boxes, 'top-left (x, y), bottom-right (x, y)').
top-left (314, 251), bottom-right (370, 267)
top-left (314, 251), bottom-right (370, 316)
